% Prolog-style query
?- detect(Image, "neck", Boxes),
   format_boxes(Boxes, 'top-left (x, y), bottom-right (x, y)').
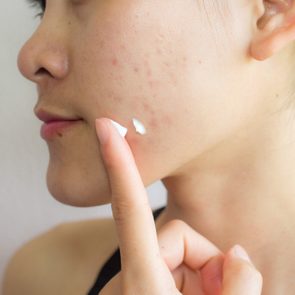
top-left (158, 107), bottom-right (295, 293)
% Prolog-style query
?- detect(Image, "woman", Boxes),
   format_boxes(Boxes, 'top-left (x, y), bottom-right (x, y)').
top-left (3, 0), bottom-right (295, 294)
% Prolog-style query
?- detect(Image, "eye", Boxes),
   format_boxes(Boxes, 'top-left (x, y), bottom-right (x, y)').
top-left (26, 0), bottom-right (46, 19)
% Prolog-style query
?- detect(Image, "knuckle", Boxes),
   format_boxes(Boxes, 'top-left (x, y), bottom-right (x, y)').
top-left (165, 219), bottom-right (188, 230)
top-left (159, 219), bottom-right (193, 241)
top-left (111, 199), bottom-right (134, 224)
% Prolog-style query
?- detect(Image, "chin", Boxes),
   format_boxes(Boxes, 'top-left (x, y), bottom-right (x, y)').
top-left (46, 163), bottom-right (112, 207)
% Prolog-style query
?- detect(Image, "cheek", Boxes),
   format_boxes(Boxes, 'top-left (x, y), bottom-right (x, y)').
top-left (72, 4), bottom-right (228, 180)
top-left (80, 28), bottom-right (185, 129)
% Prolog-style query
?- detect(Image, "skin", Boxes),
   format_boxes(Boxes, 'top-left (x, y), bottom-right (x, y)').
top-left (17, 0), bottom-right (295, 293)
top-left (94, 117), bottom-right (263, 294)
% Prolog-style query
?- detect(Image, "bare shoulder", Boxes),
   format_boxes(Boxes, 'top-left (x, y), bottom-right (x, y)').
top-left (2, 217), bottom-right (119, 295)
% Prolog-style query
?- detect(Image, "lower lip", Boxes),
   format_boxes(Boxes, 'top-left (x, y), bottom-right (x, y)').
top-left (41, 120), bottom-right (82, 140)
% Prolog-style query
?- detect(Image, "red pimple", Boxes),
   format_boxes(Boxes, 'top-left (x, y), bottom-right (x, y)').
top-left (164, 62), bottom-right (170, 68)
top-left (112, 58), bottom-right (118, 66)
top-left (143, 102), bottom-right (155, 114)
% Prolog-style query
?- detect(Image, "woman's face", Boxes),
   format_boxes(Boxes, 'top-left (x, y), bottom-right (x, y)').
top-left (18, 0), bottom-right (268, 206)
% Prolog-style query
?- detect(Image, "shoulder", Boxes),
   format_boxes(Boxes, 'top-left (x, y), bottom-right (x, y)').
top-left (2, 218), bottom-right (118, 295)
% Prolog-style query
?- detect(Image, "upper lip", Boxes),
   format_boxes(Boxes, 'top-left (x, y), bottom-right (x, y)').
top-left (35, 108), bottom-right (82, 123)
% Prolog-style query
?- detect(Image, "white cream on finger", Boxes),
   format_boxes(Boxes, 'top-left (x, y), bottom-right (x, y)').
top-left (110, 119), bottom-right (128, 137)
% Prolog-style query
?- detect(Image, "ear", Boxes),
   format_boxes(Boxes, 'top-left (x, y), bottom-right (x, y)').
top-left (250, 0), bottom-right (295, 60)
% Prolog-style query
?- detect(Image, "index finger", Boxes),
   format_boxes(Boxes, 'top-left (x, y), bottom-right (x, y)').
top-left (95, 117), bottom-right (162, 272)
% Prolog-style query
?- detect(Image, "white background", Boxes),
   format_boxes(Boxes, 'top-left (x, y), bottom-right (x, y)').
top-left (0, 1), bottom-right (167, 290)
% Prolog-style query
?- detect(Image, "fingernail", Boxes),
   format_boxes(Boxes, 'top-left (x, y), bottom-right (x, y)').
top-left (95, 119), bottom-right (110, 145)
top-left (110, 119), bottom-right (128, 137)
top-left (231, 245), bottom-right (251, 263)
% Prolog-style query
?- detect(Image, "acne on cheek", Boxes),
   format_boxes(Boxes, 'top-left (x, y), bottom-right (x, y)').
top-left (109, 50), bottom-right (163, 92)
top-left (111, 57), bottom-right (119, 67)
top-left (140, 101), bottom-right (175, 133)
top-left (108, 98), bottom-right (172, 139)
top-left (108, 47), bottom-right (175, 135)
top-left (142, 104), bottom-right (164, 131)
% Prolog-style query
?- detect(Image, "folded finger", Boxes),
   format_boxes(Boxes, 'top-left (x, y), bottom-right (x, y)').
top-left (222, 245), bottom-right (263, 295)
top-left (158, 220), bottom-right (224, 294)
top-left (158, 219), bottom-right (222, 271)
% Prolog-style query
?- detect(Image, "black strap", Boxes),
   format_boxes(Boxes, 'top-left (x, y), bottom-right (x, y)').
top-left (87, 206), bottom-right (165, 295)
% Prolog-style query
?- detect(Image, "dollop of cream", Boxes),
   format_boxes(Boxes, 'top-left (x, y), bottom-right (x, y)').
top-left (110, 119), bottom-right (128, 137)
top-left (109, 118), bottom-right (146, 137)
top-left (132, 118), bottom-right (146, 135)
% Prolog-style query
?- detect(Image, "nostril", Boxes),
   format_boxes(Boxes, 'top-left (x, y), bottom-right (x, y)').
top-left (35, 67), bottom-right (54, 78)
top-left (36, 67), bottom-right (48, 75)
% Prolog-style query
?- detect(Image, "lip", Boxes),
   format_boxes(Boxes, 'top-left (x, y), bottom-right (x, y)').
top-left (35, 108), bottom-right (82, 123)
top-left (41, 120), bottom-right (83, 140)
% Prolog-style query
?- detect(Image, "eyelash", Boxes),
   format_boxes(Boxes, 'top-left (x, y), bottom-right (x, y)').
top-left (26, 0), bottom-right (46, 19)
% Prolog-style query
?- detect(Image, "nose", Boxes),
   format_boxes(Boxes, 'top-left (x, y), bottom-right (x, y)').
top-left (17, 24), bottom-right (69, 84)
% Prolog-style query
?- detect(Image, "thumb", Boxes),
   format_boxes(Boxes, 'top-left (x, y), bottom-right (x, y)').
top-left (222, 245), bottom-right (263, 295)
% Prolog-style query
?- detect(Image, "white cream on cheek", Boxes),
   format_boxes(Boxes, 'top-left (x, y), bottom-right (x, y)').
top-left (110, 118), bottom-right (146, 137)
top-left (132, 118), bottom-right (146, 135)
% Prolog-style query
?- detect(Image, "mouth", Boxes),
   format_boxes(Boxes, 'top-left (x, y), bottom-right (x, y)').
top-left (35, 108), bottom-right (83, 140)
top-left (40, 119), bottom-right (83, 140)
top-left (35, 108), bottom-right (82, 123)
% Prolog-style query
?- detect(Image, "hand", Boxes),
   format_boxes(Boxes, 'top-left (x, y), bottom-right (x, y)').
top-left (95, 118), bottom-right (263, 295)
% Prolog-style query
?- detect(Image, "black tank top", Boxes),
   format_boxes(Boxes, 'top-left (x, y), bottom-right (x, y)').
top-left (87, 206), bottom-right (165, 295)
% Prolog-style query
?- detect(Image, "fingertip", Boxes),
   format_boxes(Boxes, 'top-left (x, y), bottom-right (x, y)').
top-left (223, 245), bottom-right (255, 281)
